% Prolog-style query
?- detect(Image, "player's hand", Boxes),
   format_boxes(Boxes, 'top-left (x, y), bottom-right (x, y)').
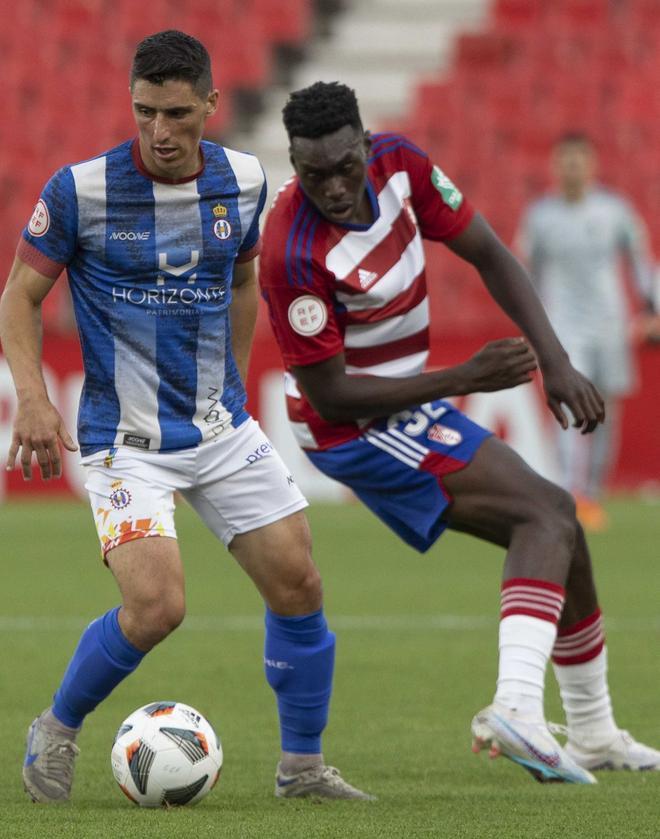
top-left (631, 312), bottom-right (660, 345)
top-left (459, 338), bottom-right (538, 394)
top-left (541, 360), bottom-right (605, 434)
top-left (6, 395), bottom-right (78, 480)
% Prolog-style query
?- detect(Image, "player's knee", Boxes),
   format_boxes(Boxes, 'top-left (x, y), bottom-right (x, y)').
top-left (540, 483), bottom-right (577, 548)
top-left (123, 592), bottom-right (186, 649)
top-left (269, 561), bottom-right (323, 616)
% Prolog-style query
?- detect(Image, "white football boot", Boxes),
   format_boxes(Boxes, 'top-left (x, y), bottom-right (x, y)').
top-left (471, 704), bottom-right (597, 784)
top-left (549, 724), bottom-right (660, 771)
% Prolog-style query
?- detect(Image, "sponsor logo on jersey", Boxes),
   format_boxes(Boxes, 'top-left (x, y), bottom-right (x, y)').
top-left (431, 165), bottom-right (463, 210)
top-left (111, 284), bottom-right (227, 307)
top-left (212, 203), bottom-right (228, 217)
top-left (213, 219), bottom-right (232, 240)
top-left (109, 486), bottom-right (132, 509)
top-left (428, 423), bottom-right (462, 446)
top-left (123, 433), bottom-right (150, 449)
top-left (288, 295), bottom-right (328, 337)
top-left (245, 441), bottom-right (273, 465)
top-left (358, 268), bottom-right (379, 289)
top-left (158, 250), bottom-right (199, 279)
top-left (109, 231), bottom-right (151, 241)
top-left (28, 198), bottom-right (50, 237)
top-left (203, 387), bottom-right (228, 435)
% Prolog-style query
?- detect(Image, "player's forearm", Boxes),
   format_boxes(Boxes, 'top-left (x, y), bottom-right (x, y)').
top-left (229, 281), bottom-right (258, 384)
top-left (303, 367), bottom-right (470, 423)
top-left (0, 285), bottom-right (49, 400)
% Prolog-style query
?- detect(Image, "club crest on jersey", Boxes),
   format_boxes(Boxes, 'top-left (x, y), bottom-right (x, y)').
top-left (28, 199), bottom-right (50, 237)
top-left (288, 295), bottom-right (328, 337)
top-left (430, 166), bottom-right (463, 210)
top-left (428, 424), bottom-right (462, 446)
top-left (214, 219), bottom-right (232, 240)
top-left (109, 486), bottom-right (132, 510)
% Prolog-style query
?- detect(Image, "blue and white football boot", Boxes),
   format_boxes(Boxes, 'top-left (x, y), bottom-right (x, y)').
top-left (471, 704), bottom-right (597, 784)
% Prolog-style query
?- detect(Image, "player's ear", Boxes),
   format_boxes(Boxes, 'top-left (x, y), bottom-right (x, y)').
top-left (206, 89), bottom-right (220, 117)
top-left (363, 130), bottom-right (372, 156)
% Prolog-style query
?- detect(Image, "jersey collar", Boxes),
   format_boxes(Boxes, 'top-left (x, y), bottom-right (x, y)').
top-left (131, 138), bottom-right (205, 184)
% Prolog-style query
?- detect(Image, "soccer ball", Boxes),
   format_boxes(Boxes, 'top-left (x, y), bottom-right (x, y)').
top-left (111, 701), bottom-right (223, 808)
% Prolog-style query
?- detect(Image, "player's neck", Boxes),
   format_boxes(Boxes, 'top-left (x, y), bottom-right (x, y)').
top-left (561, 183), bottom-right (589, 203)
top-left (353, 191), bottom-right (375, 225)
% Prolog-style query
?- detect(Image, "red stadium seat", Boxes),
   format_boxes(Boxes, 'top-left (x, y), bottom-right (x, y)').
top-left (251, 0), bottom-right (312, 46)
top-left (402, 0), bottom-right (659, 335)
top-left (0, 0), bottom-right (308, 285)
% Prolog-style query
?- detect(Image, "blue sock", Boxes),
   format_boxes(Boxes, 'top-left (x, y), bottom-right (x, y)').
top-left (52, 607), bottom-right (145, 728)
top-left (264, 607), bottom-right (335, 754)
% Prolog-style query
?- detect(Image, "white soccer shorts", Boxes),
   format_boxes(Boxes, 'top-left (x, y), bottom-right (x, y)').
top-left (82, 418), bottom-right (308, 557)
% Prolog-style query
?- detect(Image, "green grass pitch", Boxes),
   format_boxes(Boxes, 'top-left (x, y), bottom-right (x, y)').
top-left (1, 497), bottom-right (660, 838)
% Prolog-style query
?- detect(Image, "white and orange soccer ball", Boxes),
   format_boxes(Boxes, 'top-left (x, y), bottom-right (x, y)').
top-left (111, 701), bottom-right (223, 808)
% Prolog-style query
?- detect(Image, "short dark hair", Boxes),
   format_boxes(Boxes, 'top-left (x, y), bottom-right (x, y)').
top-left (130, 30), bottom-right (212, 96)
top-left (555, 131), bottom-right (593, 148)
top-left (283, 81), bottom-right (362, 141)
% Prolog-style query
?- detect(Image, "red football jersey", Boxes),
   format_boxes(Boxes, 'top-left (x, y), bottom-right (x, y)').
top-left (259, 133), bottom-right (474, 450)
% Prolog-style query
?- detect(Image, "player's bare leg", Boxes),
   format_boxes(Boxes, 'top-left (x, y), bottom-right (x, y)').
top-left (443, 437), bottom-right (597, 782)
top-left (107, 537), bottom-right (186, 651)
top-left (23, 537), bottom-right (181, 802)
top-left (230, 511), bottom-right (375, 800)
top-left (444, 437), bottom-right (660, 778)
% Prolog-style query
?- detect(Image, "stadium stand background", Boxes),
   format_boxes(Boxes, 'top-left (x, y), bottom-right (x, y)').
top-left (0, 0), bottom-right (658, 495)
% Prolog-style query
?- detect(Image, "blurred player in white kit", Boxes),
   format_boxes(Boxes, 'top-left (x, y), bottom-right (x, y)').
top-left (518, 133), bottom-right (657, 530)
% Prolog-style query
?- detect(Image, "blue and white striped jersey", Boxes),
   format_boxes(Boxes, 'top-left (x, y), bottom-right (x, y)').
top-left (18, 139), bottom-right (267, 456)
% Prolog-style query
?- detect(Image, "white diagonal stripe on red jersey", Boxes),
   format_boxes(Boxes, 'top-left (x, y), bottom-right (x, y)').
top-left (341, 271), bottom-right (427, 325)
top-left (325, 172), bottom-right (412, 278)
top-left (345, 297), bottom-right (429, 348)
top-left (284, 371), bottom-right (302, 398)
top-left (345, 328), bottom-right (429, 368)
top-left (336, 231), bottom-right (425, 311)
top-left (345, 349), bottom-right (428, 378)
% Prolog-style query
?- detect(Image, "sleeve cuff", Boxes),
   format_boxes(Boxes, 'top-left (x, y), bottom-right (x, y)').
top-left (236, 238), bottom-right (261, 263)
top-left (16, 238), bottom-right (65, 280)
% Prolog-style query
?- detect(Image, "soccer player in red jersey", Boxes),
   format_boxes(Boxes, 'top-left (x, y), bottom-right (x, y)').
top-left (259, 81), bottom-right (660, 783)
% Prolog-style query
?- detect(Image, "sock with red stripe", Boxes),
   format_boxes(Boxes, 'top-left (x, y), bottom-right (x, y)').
top-left (552, 608), bottom-right (618, 748)
top-left (494, 578), bottom-right (566, 720)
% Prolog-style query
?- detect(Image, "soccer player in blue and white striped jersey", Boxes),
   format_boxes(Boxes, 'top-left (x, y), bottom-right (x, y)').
top-left (0, 31), bottom-right (371, 804)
